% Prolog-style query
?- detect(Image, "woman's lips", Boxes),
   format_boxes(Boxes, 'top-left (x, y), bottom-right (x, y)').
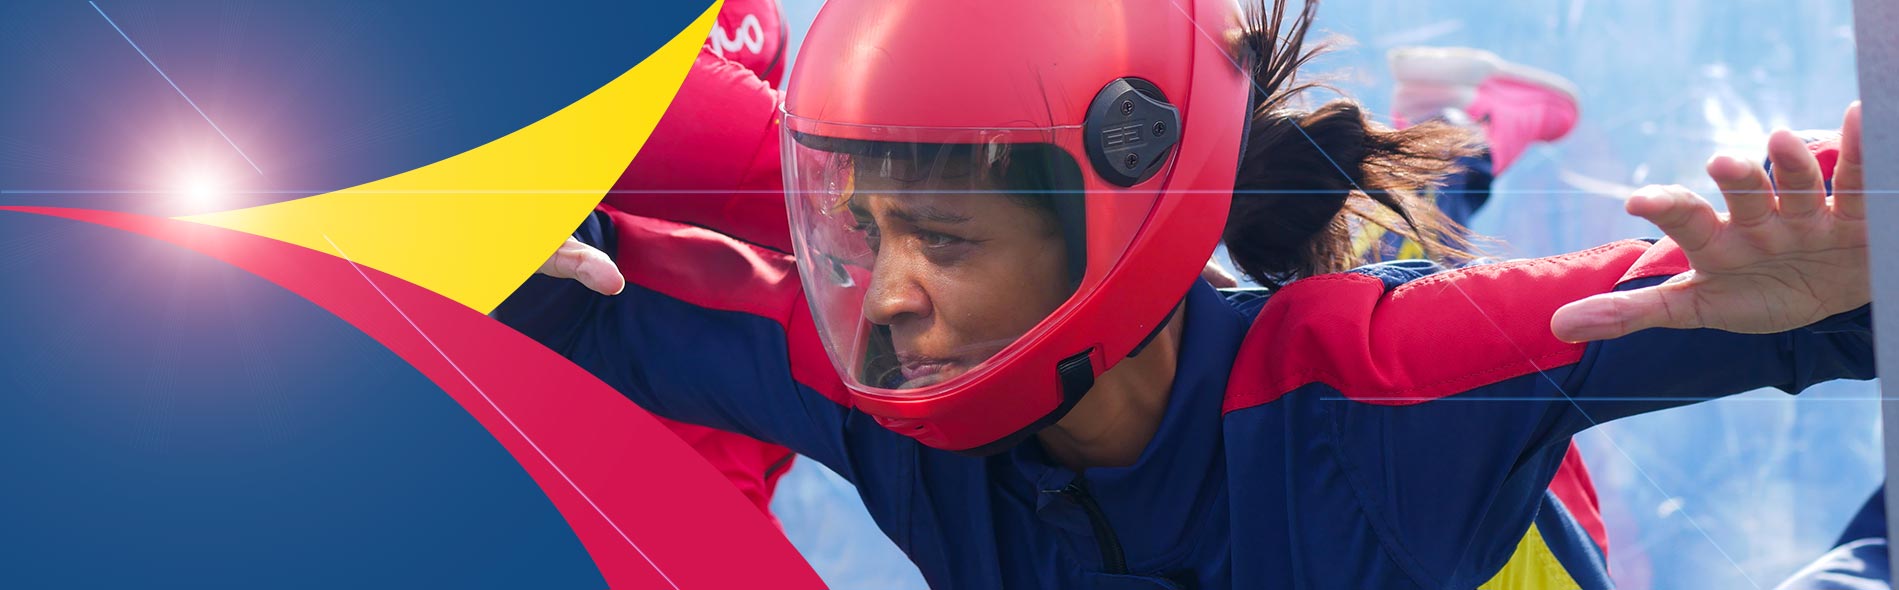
top-left (897, 358), bottom-right (958, 389)
top-left (900, 359), bottom-right (950, 381)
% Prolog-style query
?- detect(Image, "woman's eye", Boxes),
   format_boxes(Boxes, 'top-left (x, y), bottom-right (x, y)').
top-left (851, 221), bottom-right (883, 251)
top-left (917, 231), bottom-right (963, 248)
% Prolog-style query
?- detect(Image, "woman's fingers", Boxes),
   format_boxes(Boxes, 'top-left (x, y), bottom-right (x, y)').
top-left (1706, 155), bottom-right (1777, 227)
top-left (1627, 184), bottom-right (1720, 251)
top-left (1834, 102), bottom-right (1866, 220)
top-left (538, 237), bottom-right (625, 296)
top-left (1767, 129), bottom-right (1829, 218)
top-left (1551, 277), bottom-right (1699, 342)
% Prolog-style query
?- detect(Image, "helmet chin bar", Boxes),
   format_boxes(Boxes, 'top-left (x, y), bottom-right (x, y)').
top-left (947, 296), bottom-right (1183, 457)
top-left (949, 349), bottom-right (1096, 457)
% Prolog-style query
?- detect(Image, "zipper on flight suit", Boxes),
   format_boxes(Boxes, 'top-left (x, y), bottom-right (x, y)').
top-left (1056, 477), bottom-right (1129, 575)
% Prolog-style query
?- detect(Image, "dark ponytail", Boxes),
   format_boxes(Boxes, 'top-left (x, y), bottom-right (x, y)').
top-left (1226, 0), bottom-right (1481, 289)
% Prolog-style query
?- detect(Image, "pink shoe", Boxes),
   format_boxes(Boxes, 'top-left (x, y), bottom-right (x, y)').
top-left (1388, 46), bottom-right (1496, 128)
top-left (1390, 47), bottom-right (1580, 175)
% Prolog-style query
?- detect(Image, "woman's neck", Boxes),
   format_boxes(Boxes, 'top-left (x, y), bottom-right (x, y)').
top-left (1035, 303), bottom-right (1186, 471)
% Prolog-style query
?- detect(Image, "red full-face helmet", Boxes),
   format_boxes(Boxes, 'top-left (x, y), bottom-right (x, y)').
top-left (782, 0), bottom-right (1250, 454)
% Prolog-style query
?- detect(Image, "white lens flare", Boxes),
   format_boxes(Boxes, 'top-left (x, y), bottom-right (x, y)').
top-left (177, 166), bottom-right (224, 207)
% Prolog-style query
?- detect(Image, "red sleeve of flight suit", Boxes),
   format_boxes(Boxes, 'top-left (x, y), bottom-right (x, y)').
top-left (1813, 139), bottom-right (1841, 175)
top-left (603, 49), bottom-right (790, 252)
top-left (1548, 442), bottom-right (1608, 556)
top-left (595, 2), bottom-right (800, 511)
top-left (704, 0), bottom-right (788, 90)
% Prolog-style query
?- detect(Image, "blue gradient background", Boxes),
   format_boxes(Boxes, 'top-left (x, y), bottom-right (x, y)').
top-left (0, 212), bottom-right (606, 587)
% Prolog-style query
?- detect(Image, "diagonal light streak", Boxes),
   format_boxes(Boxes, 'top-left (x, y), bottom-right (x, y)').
top-left (318, 233), bottom-right (682, 590)
top-left (90, 1), bottom-right (263, 175)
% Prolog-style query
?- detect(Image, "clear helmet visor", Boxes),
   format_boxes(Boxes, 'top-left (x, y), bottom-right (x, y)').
top-left (782, 115), bottom-right (1164, 396)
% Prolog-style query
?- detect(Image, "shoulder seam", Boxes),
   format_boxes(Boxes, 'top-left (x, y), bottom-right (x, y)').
top-left (1387, 240), bottom-right (1641, 296)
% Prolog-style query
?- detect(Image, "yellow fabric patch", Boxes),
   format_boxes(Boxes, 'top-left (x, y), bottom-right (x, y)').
top-left (1479, 523), bottom-right (1583, 590)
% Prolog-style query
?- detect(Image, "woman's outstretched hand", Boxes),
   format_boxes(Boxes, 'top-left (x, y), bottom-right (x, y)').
top-left (537, 236), bottom-right (626, 296)
top-left (1552, 102), bottom-right (1868, 343)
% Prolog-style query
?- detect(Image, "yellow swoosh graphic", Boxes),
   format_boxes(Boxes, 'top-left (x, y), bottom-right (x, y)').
top-left (179, 1), bottom-right (722, 313)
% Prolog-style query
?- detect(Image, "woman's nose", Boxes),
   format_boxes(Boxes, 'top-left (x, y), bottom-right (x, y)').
top-left (862, 256), bottom-right (931, 326)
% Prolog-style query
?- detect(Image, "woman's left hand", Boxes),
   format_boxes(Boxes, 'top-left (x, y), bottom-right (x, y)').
top-left (1552, 102), bottom-right (1867, 343)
